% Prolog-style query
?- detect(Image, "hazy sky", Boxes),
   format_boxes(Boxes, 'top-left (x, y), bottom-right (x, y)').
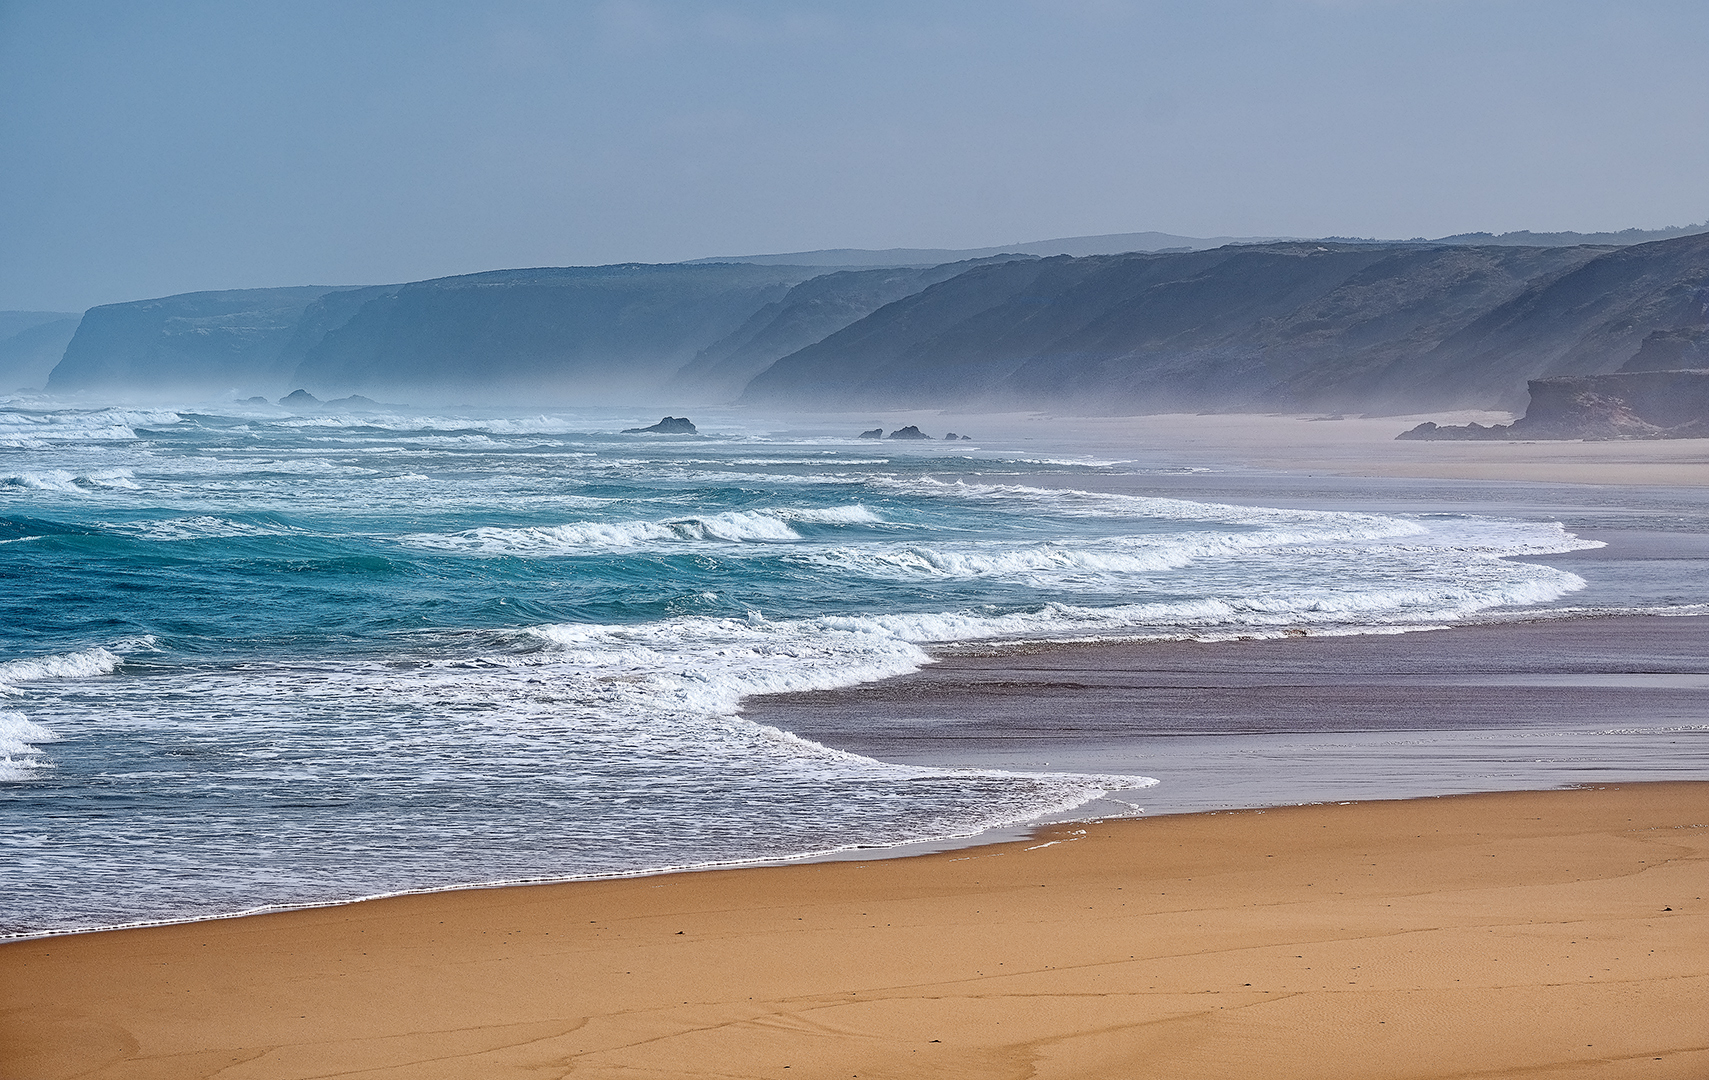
top-left (3, 0), bottom-right (1706, 312)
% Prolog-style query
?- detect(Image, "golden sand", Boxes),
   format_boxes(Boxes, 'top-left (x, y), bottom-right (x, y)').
top-left (5, 782), bottom-right (1706, 1079)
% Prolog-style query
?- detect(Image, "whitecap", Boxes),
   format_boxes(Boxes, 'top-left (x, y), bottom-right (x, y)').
top-left (402, 505), bottom-right (881, 555)
top-left (0, 647), bottom-right (123, 693)
top-left (0, 710), bottom-right (60, 781)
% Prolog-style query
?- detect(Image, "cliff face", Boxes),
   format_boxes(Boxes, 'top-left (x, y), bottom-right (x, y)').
top-left (1405, 232), bottom-right (1709, 406)
top-left (739, 242), bottom-right (1615, 411)
top-left (44, 265), bottom-right (827, 402)
top-left (48, 287), bottom-right (360, 395)
top-left (669, 256), bottom-right (1034, 400)
top-left (289, 263), bottom-right (824, 402)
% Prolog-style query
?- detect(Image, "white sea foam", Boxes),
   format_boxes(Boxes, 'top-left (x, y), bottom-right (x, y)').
top-left (116, 516), bottom-right (292, 541)
top-left (519, 614), bottom-right (935, 717)
top-left (269, 412), bottom-right (665, 436)
top-left (876, 476), bottom-right (1419, 528)
top-left (727, 458), bottom-right (894, 466)
top-left (0, 647), bottom-right (123, 693)
top-left (0, 468), bottom-right (139, 493)
top-left (403, 505), bottom-right (882, 555)
top-left (512, 542), bottom-right (1588, 719)
top-left (802, 523), bottom-right (1414, 582)
top-left (0, 408), bottom-right (179, 444)
top-left (0, 710), bottom-right (60, 781)
top-left (777, 504), bottom-right (884, 524)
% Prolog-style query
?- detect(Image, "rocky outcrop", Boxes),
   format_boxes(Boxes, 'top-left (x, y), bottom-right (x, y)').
top-left (858, 428), bottom-right (884, 439)
top-left (272, 390), bottom-right (385, 412)
top-left (1399, 369), bottom-right (1709, 440)
top-left (886, 426), bottom-right (932, 440)
top-left (622, 416), bottom-right (697, 434)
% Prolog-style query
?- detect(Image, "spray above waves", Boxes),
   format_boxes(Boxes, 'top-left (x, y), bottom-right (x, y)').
top-left (0, 408), bottom-right (182, 446)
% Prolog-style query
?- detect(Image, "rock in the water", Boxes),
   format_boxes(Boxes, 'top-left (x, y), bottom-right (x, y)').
top-left (858, 428), bottom-right (884, 439)
top-left (622, 416), bottom-right (697, 435)
top-left (942, 432), bottom-right (973, 441)
top-left (886, 425), bottom-right (931, 440)
top-left (278, 389), bottom-right (321, 407)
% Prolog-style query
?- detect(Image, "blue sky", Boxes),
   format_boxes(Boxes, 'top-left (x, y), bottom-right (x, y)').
top-left (2, 0), bottom-right (1706, 310)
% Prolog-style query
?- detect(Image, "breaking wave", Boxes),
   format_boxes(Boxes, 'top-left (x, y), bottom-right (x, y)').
top-left (403, 505), bottom-right (884, 554)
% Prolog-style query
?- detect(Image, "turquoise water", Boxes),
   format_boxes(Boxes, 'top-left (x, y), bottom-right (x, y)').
top-left (0, 404), bottom-right (1604, 934)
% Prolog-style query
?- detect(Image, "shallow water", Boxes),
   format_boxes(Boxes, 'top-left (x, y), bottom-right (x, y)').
top-left (0, 402), bottom-right (1684, 934)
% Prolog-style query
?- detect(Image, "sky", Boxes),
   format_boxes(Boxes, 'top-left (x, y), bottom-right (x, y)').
top-left (2, 0), bottom-right (1706, 312)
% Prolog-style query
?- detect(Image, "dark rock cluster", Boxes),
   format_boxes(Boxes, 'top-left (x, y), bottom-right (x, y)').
top-left (860, 426), bottom-right (972, 440)
top-left (622, 416), bottom-right (697, 434)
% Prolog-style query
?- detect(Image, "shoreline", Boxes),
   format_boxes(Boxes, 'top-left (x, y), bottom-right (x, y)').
top-left (11, 610), bottom-right (1706, 943)
top-left (746, 610), bottom-right (1709, 816)
top-left (7, 781), bottom-right (1705, 1079)
top-left (838, 409), bottom-right (1709, 486)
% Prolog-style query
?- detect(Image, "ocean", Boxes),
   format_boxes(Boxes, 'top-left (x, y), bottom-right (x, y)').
top-left (0, 402), bottom-right (1698, 936)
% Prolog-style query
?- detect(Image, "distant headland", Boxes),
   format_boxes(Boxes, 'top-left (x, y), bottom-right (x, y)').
top-left (9, 225), bottom-right (1707, 429)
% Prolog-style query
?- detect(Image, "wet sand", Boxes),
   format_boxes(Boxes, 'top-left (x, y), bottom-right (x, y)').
top-left (745, 614), bottom-right (1709, 815)
top-left (4, 782), bottom-right (1705, 1079)
top-left (884, 410), bottom-right (1709, 486)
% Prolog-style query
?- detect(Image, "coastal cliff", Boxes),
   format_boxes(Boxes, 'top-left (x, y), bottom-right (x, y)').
top-left (741, 234), bottom-right (1709, 413)
top-left (46, 266), bottom-right (828, 402)
top-left (41, 262), bottom-right (963, 404)
top-left (668, 256), bottom-right (1033, 400)
top-left (37, 231), bottom-right (1709, 412)
top-left (49, 287), bottom-right (358, 395)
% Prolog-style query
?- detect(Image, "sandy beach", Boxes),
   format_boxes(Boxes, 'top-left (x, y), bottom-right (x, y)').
top-left (4, 782), bottom-right (1705, 1079)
